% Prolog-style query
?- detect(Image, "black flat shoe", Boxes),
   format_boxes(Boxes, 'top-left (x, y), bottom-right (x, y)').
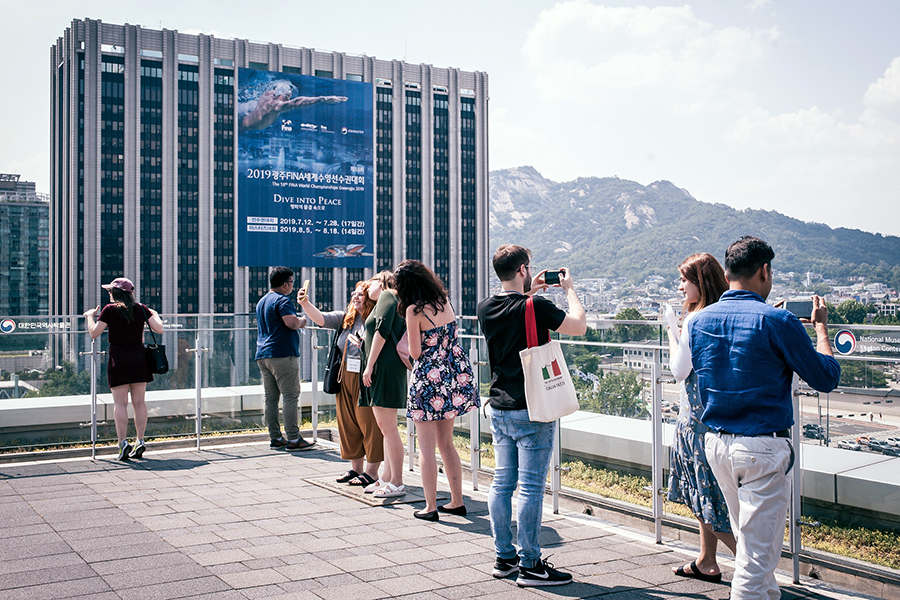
top-left (438, 504), bottom-right (467, 516)
top-left (413, 509), bottom-right (439, 522)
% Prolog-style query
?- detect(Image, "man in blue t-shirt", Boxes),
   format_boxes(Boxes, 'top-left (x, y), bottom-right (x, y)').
top-left (256, 267), bottom-right (314, 451)
top-left (689, 237), bottom-right (840, 600)
top-left (477, 244), bottom-right (586, 587)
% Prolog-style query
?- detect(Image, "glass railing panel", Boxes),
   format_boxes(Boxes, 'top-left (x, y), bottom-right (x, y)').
top-left (557, 335), bottom-right (656, 510)
top-left (793, 323), bottom-right (900, 566)
top-left (0, 318), bottom-right (96, 452)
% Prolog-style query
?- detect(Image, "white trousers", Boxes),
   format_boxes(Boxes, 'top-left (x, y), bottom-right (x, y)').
top-left (705, 433), bottom-right (793, 600)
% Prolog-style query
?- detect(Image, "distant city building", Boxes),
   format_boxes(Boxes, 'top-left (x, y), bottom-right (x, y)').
top-left (50, 19), bottom-right (489, 318)
top-left (0, 174), bottom-right (49, 315)
top-left (877, 303), bottom-right (899, 318)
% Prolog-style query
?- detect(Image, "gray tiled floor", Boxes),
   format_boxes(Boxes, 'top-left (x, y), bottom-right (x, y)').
top-left (0, 442), bottom-right (875, 599)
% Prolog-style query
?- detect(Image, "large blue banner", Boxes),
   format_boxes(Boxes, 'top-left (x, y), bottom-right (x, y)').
top-left (237, 68), bottom-right (374, 268)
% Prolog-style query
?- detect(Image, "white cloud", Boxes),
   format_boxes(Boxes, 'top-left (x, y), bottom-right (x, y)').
top-left (724, 59), bottom-right (900, 234)
top-left (747, 0), bottom-right (773, 11)
top-left (488, 107), bottom-right (547, 170)
top-left (522, 2), bottom-right (778, 104)
top-left (863, 56), bottom-right (900, 107)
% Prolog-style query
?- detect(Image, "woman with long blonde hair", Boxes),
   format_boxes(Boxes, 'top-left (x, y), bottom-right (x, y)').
top-left (299, 281), bottom-right (383, 486)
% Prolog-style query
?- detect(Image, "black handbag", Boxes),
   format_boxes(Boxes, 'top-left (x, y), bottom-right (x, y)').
top-left (142, 306), bottom-right (169, 374)
top-left (322, 329), bottom-right (342, 394)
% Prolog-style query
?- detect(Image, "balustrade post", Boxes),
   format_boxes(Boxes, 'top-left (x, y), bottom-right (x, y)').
top-left (78, 337), bottom-right (105, 460)
top-left (651, 349), bottom-right (664, 543)
top-left (186, 338), bottom-right (209, 450)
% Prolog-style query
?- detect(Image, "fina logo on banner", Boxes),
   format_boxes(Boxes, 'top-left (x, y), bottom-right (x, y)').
top-left (0, 319), bottom-right (16, 334)
top-left (834, 330), bottom-right (857, 355)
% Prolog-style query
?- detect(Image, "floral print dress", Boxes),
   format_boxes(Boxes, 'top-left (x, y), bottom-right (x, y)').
top-left (407, 318), bottom-right (481, 422)
top-left (667, 370), bottom-right (732, 533)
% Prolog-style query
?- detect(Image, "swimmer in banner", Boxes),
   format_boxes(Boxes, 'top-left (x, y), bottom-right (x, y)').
top-left (238, 77), bottom-right (347, 131)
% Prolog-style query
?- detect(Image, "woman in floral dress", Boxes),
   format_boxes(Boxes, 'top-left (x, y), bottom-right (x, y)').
top-left (667, 253), bottom-right (736, 583)
top-left (394, 260), bottom-right (480, 521)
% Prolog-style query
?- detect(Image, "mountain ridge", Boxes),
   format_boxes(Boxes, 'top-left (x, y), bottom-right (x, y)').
top-left (489, 167), bottom-right (900, 288)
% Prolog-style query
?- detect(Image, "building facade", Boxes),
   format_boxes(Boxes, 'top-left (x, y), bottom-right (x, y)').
top-left (50, 18), bottom-right (489, 319)
top-left (0, 174), bottom-right (49, 316)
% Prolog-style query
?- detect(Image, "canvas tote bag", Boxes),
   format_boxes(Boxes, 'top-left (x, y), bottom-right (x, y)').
top-left (519, 296), bottom-right (579, 422)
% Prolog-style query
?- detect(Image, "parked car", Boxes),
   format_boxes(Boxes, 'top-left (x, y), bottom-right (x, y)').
top-left (803, 423), bottom-right (823, 432)
top-left (868, 440), bottom-right (890, 452)
top-left (803, 430), bottom-right (825, 440)
top-left (886, 437), bottom-right (900, 447)
top-left (837, 439), bottom-right (862, 451)
top-left (857, 435), bottom-right (872, 446)
top-left (881, 446), bottom-right (900, 457)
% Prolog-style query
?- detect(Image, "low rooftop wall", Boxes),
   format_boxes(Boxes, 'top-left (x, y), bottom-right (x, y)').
top-left (2, 388), bottom-right (897, 526)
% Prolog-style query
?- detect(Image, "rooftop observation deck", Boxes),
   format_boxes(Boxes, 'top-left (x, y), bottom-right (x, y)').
top-left (0, 439), bottom-right (878, 600)
top-left (2, 316), bottom-right (900, 598)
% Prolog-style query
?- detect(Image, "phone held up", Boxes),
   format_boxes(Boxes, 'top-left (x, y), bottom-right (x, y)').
top-left (544, 269), bottom-right (565, 286)
top-left (783, 298), bottom-right (813, 319)
top-left (299, 280), bottom-right (310, 299)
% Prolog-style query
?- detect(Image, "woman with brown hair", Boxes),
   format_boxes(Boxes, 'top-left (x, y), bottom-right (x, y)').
top-left (394, 260), bottom-right (479, 521)
top-left (84, 277), bottom-right (165, 461)
top-left (666, 253), bottom-right (737, 582)
top-left (299, 281), bottom-right (383, 486)
top-left (361, 270), bottom-right (409, 499)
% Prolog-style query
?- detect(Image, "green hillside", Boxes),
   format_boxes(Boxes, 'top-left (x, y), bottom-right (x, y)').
top-left (489, 167), bottom-right (900, 288)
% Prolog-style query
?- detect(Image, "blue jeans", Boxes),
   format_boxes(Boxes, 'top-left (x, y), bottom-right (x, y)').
top-left (488, 409), bottom-right (556, 569)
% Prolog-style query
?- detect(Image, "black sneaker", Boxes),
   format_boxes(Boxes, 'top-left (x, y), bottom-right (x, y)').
top-left (117, 440), bottom-right (132, 461)
top-left (516, 558), bottom-right (573, 587)
top-left (129, 440), bottom-right (146, 459)
top-left (270, 437), bottom-right (287, 449)
top-left (492, 555), bottom-right (519, 578)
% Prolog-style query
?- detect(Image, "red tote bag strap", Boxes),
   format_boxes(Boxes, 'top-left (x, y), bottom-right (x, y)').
top-left (525, 296), bottom-right (539, 348)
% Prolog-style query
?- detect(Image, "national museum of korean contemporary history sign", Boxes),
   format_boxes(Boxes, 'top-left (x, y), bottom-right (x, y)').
top-left (237, 68), bottom-right (373, 268)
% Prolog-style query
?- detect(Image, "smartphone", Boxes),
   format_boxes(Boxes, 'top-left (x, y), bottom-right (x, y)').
top-left (300, 279), bottom-right (310, 297)
top-left (545, 269), bottom-right (563, 285)
top-left (783, 299), bottom-right (813, 319)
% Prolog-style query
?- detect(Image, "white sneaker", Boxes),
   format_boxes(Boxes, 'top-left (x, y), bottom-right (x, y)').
top-left (364, 478), bottom-right (384, 494)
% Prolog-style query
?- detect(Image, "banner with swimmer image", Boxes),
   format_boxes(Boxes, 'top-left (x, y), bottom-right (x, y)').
top-left (236, 68), bottom-right (373, 268)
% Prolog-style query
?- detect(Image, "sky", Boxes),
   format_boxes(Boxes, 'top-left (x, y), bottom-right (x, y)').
top-left (2, 0), bottom-right (900, 236)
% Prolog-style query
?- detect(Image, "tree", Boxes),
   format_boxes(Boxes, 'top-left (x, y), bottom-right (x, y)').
top-left (578, 370), bottom-right (648, 419)
top-left (837, 360), bottom-right (888, 388)
top-left (23, 362), bottom-right (93, 397)
top-left (610, 308), bottom-right (656, 343)
top-left (825, 301), bottom-right (846, 325)
top-left (835, 300), bottom-right (870, 324)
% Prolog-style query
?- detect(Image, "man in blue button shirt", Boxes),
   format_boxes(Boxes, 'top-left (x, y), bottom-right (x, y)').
top-left (689, 237), bottom-right (840, 600)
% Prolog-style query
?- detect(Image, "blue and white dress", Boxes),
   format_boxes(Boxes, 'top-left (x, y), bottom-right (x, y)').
top-left (666, 311), bottom-right (732, 533)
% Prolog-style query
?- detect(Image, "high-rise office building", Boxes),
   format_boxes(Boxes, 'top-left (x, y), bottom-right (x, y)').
top-left (0, 174), bottom-right (49, 316)
top-left (50, 18), bottom-right (489, 318)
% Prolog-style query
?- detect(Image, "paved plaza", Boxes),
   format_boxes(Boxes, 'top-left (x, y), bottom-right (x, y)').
top-left (0, 441), bottom-right (877, 600)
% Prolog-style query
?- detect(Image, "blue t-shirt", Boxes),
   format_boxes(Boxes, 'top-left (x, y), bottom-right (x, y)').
top-left (688, 289), bottom-right (841, 435)
top-left (255, 291), bottom-right (300, 359)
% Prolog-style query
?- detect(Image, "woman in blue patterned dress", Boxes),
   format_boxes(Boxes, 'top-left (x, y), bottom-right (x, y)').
top-left (667, 253), bottom-right (736, 583)
top-left (394, 260), bottom-right (480, 521)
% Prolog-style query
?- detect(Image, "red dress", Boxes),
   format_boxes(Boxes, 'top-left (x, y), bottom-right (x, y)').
top-left (98, 303), bottom-right (153, 388)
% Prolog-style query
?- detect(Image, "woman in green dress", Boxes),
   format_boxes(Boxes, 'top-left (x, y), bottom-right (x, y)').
top-left (361, 270), bottom-right (409, 498)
